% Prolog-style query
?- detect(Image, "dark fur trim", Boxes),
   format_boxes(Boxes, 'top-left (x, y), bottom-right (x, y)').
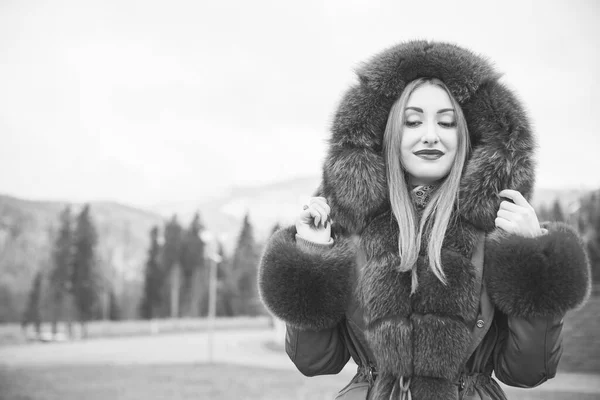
top-left (359, 255), bottom-right (411, 322)
top-left (484, 222), bottom-right (591, 318)
top-left (411, 251), bottom-right (478, 321)
top-left (322, 145), bottom-right (389, 234)
top-left (357, 207), bottom-right (481, 395)
top-left (365, 318), bottom-right (413, 376)
top-left (258, 226), bottom-right (356, 330)
top-left (410, 377), bottom-right (458, 400)
top-left (412, 315), bottom-right (471, 379)
top-left (458, 80), bottom-right (536, 231)
top-left (441, 217), bottom-right (481, 256)
top-left (357, 41), bottom-right (498, 103)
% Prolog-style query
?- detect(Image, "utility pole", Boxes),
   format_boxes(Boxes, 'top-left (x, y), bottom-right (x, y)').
top-left (200, 231), bottom-right (222, 364)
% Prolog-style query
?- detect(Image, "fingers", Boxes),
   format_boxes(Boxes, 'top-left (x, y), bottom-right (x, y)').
top-left (497, 207), bottom-right (531, 226)
top-left (498, 197), bottom-right (538, 222)
top-left (310, 207), bottom-right (326, 227)
top-left (496, 195), bottom-right (542, 238)
top-left (311, 202), bottom-right (329, 227)
top-left (495, 216), bottom-right (515, 233)
top-left (300, 197), bottom-right (331, 228)
top-left (310, 197), bottom-right (331, 215)
top-left (496, 209), bottom-right (510, 220)
top-left (499, 189), bottom-right (531, 208)
top-left (499, 200), bottom-right (521, 213)
top-left (496, 209), bottom-right (516, 223)
top-left (299, 207), bottom-right (324, 227)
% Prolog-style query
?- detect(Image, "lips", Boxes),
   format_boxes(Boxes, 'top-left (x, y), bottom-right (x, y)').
top-left (413, 149), bottom-right (444, 160)
top-left (414, 150), bottom-right (444, 156)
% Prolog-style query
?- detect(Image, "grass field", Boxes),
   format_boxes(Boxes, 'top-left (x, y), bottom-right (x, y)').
top-left (0, 317), bottom-right (272, 346)
top-left (3, 296), bottom-right (598, 373)
top-left (560, 295), bottom-right (600, 373)
top-left (0, 363), bottom-right (597, 400)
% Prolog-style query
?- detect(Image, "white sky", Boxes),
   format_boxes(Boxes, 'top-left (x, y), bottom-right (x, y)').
top-left (1, 0), bottom-right (599, 209)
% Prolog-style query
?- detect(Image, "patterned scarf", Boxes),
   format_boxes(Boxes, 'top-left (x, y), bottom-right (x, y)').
top-left (409, 184), bottom-right (437, 210)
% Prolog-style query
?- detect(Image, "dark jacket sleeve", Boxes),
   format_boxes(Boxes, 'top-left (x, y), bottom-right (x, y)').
top-left (492, 313), bottom-right (563, 387)
top-left (258, 225), bottom-right (357, 331)
top-left (285, 323), bottom-right (351, 377)
top-left (484, 221), bottom-right (591, 387)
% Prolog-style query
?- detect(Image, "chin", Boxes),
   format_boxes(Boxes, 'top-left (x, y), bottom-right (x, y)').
top-left (406, 167), bottom-right (451, 185)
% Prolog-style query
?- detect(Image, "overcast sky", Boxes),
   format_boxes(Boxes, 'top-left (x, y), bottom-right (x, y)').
top-left (1, 0), bottom-right (599, 209)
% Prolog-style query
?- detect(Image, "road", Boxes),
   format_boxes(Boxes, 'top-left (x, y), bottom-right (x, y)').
top-left (0, 329), bottom-right (598, 396)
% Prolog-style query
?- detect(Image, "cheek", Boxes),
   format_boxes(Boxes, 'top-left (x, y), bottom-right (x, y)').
top-left (447, 130), bottom-right (459, 150)
top-left (400, 130), bottom-right (420, 150)
top-left (398, 135), bottom-right (412, 161)
top-left (442, 130), bottom-right (459, 154)
top-left (444, 145), bottom-right (459, 171)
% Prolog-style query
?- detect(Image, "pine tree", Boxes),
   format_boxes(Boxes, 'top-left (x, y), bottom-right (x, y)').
top-left (22, 270), bottom-right (43, 338)
top-left (162, 215), bottom-right (183, 318)
top-left (231, 213), bottom-right (261, 316)
top-left (535, 204), bottom-right (550, 223)
top-left (71, 204), bottom-right (99, 337)
top-left (140, 226), bottom-right (162, 319)
top-left (215, 241), bottom-right (234, 316)
top-left (49, 206), bottom-right (74, 336)
top-left (551, 199), bottom-right (565, 222)
top-left (179, 212), bottom-right (205, 317)
top-left (108, 289), bottom-right (120, 321)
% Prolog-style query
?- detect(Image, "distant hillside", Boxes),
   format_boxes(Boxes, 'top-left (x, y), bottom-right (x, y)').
top-left (0, 195), bottom-right (164, 322)
top-left (197, 176), bottom-right (322, 249)
top-left (147, 176), bottom-right (322, 254)
top-left (530, 187), bottom-right (591, 212)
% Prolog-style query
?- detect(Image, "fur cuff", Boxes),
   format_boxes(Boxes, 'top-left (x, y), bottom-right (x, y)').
top-left (484, 222), bottom-right (591, 318)
top-left (258, 226), bottom-right (356, 330)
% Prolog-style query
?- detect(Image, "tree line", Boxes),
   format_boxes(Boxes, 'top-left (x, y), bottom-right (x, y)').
top-left (22, 205), bottom-right (99, 338)
top-left (138, 212), bottom-right (267, 320)
top-left (22, 206), bottom-right (272, 338)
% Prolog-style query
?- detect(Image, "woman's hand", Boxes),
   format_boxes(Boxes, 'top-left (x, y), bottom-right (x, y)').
top-left (495, 189), bottom-right (544, 238)
top-left (295, 197), bottom-right (332, 244)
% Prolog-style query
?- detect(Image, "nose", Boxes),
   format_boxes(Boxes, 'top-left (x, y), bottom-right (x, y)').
top-left (422, 122), bottom-right (439, 144)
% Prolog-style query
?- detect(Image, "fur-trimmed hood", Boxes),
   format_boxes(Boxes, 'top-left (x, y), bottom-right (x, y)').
top-left (321, 40), bottom-right (536, 234)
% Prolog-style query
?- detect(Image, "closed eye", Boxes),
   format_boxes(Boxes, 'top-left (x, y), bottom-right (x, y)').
top-left (405, 120), bottom-right (422, 128)
top-left (438, 122), bottom-right (456, 128)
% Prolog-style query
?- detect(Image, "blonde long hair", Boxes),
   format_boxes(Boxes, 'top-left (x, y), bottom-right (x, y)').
top-left (383, 78), bottom-right (471, 294)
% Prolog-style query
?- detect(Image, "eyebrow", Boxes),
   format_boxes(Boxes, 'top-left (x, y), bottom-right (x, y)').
top-left (405, 107), bottom-right (455, 114)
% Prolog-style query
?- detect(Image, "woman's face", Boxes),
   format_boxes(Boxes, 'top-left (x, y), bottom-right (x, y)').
top-left (400, 83), bottom-right (459, 186)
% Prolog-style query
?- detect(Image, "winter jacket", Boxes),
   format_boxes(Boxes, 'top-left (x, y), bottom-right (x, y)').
top-left (258, 41), bottom-right (592, 400)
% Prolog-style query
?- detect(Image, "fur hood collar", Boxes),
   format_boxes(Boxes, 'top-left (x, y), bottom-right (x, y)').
top-left (320, 40), bottom-right (536, 234)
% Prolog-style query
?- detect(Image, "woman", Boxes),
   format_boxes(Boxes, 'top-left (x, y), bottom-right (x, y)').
top-left (258, 41), bottom-right (591, 400)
